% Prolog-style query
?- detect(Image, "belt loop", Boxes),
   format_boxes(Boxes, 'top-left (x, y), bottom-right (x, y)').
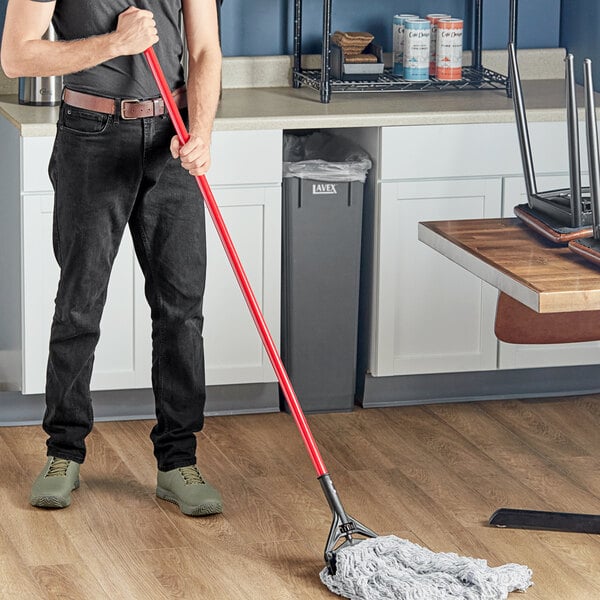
top-left (114, 97), bottom-right (120, 125)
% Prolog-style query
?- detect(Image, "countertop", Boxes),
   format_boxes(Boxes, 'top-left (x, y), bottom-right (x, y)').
top-left (0, 78), bottom-right (589, 137)
top-left (2, 48), bottom-right (588, 135)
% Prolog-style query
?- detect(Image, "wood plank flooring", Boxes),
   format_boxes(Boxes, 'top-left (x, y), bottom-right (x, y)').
top-left (0, 396), bottom-right (599, 599)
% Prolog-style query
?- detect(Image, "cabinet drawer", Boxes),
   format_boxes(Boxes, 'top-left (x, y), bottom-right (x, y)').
top-left (22, 136), bottom-right (55, 193)
top-left (21, 130), bottom-right (283, 193)
top-left (381, 122), bottom-right (582, 181)
top-left (209, 130), bottom-right (282, 186)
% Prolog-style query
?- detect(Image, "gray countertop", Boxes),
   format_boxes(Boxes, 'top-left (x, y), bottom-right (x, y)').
top-left (0, 78), bottom-right (590, 137)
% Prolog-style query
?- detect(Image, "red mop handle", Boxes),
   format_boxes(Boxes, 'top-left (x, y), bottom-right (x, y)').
top-left (143, 47), bottom-right (328, 477)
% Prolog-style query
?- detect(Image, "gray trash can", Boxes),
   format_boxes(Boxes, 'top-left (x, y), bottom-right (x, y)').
top-left (282, 132), bottom-right (372, 413)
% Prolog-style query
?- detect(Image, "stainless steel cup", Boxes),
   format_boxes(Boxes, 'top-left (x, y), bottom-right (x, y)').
top-left (18, 24), bottom-right (62, 106)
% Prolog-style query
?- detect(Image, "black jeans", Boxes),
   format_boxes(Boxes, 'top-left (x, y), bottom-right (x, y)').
top-left (44, 101), bottom-right (207, 471)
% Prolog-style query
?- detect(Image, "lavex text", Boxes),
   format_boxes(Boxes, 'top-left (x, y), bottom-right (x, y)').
top-left (312, 183), bottom-right (338, 194)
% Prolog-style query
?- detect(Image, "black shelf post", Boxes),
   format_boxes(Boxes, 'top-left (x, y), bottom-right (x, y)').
top-left (320, 0), bottom-right (332, 103)
top-left (293, 0), bottom-right (302, 88)
top-left (472, 0), bottom-right (483, 69)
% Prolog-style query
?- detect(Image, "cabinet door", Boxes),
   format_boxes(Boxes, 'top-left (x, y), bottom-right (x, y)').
top-left (201, 185), bottom-right (281, 385)
top-left (499, 174), bottom-right (600, 369)
top-left (22, 185), bottom-right (281, 394)
top-left (134, 184), bottom-right (282, 387)
top-left (21, 194), bottom-right (145, 394)
top-left (371, 178), bottom-right (502, 377)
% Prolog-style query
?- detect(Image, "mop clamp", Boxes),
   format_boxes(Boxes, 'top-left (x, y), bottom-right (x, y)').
top-left (339, 522), bottom-right (356, 534)
top-left (319, 473), bottom-right (377, 575)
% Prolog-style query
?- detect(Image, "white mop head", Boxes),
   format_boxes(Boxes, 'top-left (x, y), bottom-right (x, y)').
top-left (320, 535), bottom-right (533, 600)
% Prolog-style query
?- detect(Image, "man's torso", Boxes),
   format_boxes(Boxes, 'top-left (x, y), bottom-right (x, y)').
top-left (50, 0), bottom-right (185, 98)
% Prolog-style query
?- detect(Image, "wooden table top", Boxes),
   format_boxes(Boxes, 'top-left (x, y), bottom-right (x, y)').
top-left (418, 217), bottom-right (600, 313)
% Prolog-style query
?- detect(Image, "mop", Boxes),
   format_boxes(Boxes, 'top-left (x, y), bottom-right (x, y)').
top-left (143, 46), bottom-right (533, 600)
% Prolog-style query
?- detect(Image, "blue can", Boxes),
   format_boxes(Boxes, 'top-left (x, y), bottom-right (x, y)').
top-left (403, 19), bottom-right (431, 81)
top-left (392, 14), bottom-right (418, 76)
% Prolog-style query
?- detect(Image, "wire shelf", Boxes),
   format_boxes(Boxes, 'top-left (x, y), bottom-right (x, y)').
top-left (293, 0), bottom-right (517, 103)
top-left (293, 66), bottom-right (509, 94)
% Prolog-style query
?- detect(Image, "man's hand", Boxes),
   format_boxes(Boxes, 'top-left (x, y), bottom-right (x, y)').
top-left (170, 134), bottom-right (211, 177)
top-left (111, 7), bottom-right (159, 56)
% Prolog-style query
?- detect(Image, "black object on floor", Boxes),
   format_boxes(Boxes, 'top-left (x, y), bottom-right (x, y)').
top-left (490, 508), bottom-right (600, 534)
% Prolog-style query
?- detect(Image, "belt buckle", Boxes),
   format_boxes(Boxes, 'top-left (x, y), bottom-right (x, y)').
top-left (120, 98), bottom-right (140, 120)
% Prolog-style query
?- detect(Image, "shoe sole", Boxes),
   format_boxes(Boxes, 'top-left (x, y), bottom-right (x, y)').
top-left (30, 480), bottom-right (80, 509)
top-left (156, 486), bottom-right (223, 516)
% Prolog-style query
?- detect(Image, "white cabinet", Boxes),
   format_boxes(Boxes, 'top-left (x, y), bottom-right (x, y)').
top-left (203, 185), bottom-right (281, 385)
top-left (372, 178), bottom-right (501, 376)
top-left (498, 173), bottom-right (600, 370)
top-left (21, 193), bottom-right (145, 393)
top-left (370, 121), bottom-right (595, 379)
top-left (1, 120), bottom-right (282, 395)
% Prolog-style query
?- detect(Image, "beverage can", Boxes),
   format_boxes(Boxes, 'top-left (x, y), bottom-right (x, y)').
top-left (436, 18), bottom-right (463, 80)
top-left (426, 14), bottom-right (451, 76)
top-left (403, 19), bottom-right (431, 81)
top-left (393, 14), bottom-right (418, 76)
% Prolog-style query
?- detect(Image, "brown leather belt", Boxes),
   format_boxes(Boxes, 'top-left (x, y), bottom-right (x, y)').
top-left (62, 86), bottom-right (187, 120)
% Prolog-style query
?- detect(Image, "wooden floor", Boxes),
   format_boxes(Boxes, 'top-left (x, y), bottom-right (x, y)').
top-left (1, 396), bottom-right (599, 599)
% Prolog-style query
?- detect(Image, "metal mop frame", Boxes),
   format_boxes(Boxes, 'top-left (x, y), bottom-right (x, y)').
top-left (143, 47), bottom-right (376, 574)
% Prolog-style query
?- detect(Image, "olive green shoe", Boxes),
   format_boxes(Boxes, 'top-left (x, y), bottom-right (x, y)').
top-left (30, 456), bottom-right (80, 508)
top-left (156, 465), bottom-right (223, 516)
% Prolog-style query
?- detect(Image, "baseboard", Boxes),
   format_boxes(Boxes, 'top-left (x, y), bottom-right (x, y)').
top-left (0, 382), bottom-right (280, 427)
top-left (359, 365), bottom-right (600, 407)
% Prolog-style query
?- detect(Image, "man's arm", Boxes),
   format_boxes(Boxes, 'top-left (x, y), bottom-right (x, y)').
top-left (171, 0), bottom-right (222, 176)
top-left (1, 0), bottom-right (158, 78)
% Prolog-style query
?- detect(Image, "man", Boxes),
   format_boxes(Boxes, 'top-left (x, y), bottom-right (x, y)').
top-left (1, 0), bottom-right (223, 516)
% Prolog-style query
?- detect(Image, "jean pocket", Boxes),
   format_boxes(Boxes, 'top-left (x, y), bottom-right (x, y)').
top-left (60, 105), bottom-right (112, 135)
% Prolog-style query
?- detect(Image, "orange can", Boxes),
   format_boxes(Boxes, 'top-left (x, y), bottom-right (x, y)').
top-left (426, 14), bottom-right (450, 76)
top-left (436, 18), bottom-right (463, 80)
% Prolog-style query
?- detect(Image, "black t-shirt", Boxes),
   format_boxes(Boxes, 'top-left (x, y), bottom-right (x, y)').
top-left (32, 0), bottom-right (185, 98)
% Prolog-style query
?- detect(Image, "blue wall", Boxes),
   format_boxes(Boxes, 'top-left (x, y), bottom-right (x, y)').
top-left (561, 1), bottom-right (600, 89)
top-left (1, 0), bottom-right (560, 56)
top-left (219, 0), bottom-right (561, 56)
